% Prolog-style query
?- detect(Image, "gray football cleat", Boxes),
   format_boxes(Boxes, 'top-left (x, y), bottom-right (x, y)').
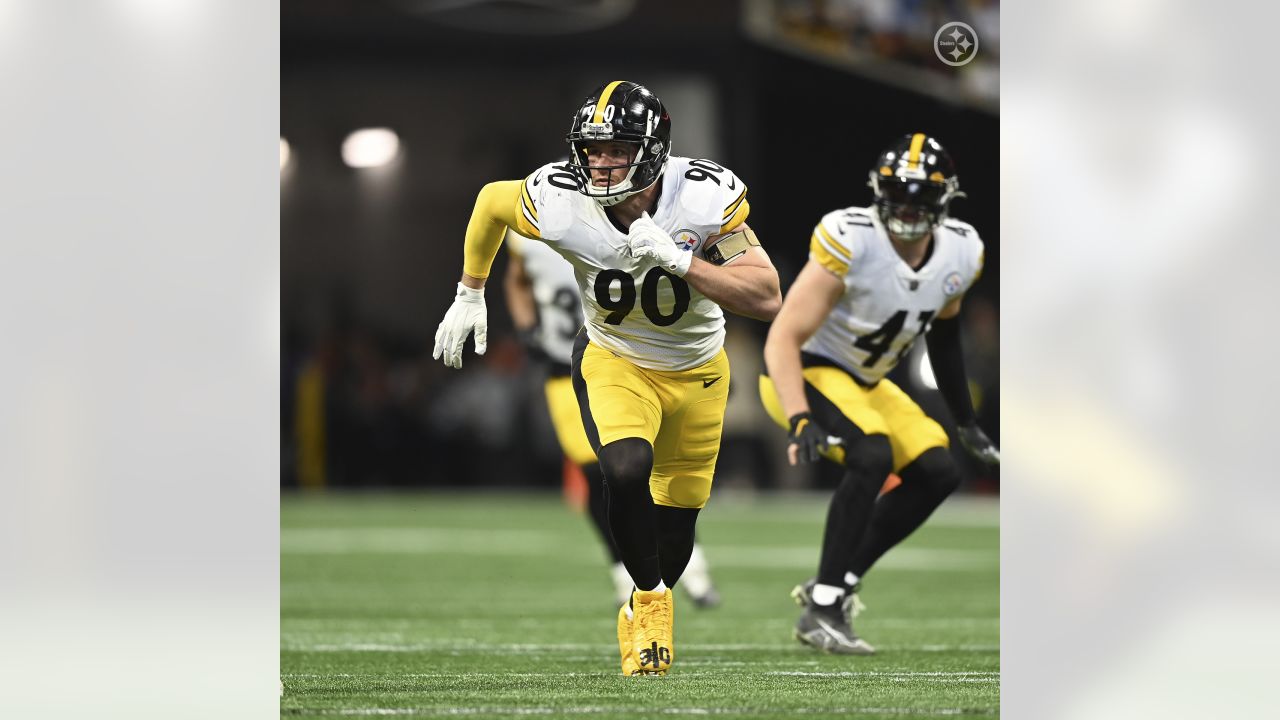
top-left (790, 578), bottom-right (865, 622)
top-left (794, 601), bottom-right (876, 655)
top-left (686, 586), bottom-right (722, 609)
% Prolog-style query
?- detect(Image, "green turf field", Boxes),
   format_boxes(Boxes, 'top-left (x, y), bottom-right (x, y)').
top-left (281, 491), bottom-right (999, 719)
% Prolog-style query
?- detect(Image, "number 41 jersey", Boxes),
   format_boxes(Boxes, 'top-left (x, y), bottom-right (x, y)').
top-left (513, 156), bottom-right (751, 371)
top-left (804, 207), bottom-right (985, 385)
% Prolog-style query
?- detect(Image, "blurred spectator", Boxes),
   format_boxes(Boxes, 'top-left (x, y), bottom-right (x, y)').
top-left (769, 0), bottom-right (998, 105)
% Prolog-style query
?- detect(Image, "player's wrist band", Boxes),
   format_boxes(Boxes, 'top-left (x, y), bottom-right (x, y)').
top-left (788, 412), bottom-right (812, 436)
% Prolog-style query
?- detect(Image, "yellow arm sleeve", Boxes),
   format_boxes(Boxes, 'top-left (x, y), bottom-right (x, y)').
top-left (462, 180), bottom-right (526, 280)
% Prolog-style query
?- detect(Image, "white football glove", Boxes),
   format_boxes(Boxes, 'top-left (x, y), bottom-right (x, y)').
top-left (627, 211), bottom-right (692, 276)
top-left (432, 283), bottom-right (487, 369)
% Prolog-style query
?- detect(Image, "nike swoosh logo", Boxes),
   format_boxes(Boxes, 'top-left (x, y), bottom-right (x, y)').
top-left (531, 172), bottom-right (542, 186)
top-left (702, 377), bottom-right (721, 388)
top-left (727, 176), bottom-right (736, 190)
top-left (815, 617), bottom-right (859, 648)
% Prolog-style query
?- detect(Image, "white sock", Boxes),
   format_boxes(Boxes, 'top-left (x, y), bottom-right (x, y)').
top-left (681, 544), bottom-right (713, 597)
top-left (844, 572), bottom-right (861, 589)
top-left (611, 563), bottom-right (633, 603)
top-left (811, 582), bottom-right (845, 606)
top-left (637, 580), bottom-right (667, 594)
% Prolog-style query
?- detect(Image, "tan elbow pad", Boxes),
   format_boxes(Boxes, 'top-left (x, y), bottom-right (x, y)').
top-left (704, 226), bottom-right (760, 265)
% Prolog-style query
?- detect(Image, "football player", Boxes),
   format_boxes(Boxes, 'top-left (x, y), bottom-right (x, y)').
top-left (502, 227), bottom-right (722, 609)
top-left (433, 81), bottom-right (781, 675)
top-left (759, 134), bottom-right (999, 654)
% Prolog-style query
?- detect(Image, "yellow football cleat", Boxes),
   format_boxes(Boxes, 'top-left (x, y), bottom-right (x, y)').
top-left (617, 602), bottom-right (639, 676)
top-left (630, 588), bottom-right (674, 675)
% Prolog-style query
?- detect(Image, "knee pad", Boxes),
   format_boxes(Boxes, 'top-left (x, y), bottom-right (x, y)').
top-left (900, 447), bottom-right (961, 497)
top-left (843, 434), bottom-right (894, 477)
top-left (598, 438), bottom-right (654, 494)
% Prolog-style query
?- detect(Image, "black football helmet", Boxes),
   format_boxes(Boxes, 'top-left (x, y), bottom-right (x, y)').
top-left (565, 81), bottom-right (671, 207)
top-left (868, 134), bottom-right (966, 242)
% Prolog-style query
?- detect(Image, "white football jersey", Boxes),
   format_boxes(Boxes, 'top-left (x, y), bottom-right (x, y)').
top-left (513, 156), bottom-right (751, 371)
top-left (803, 207), bottom-right (985, 384)
top-left (505, 229), bottom-right (581, 365)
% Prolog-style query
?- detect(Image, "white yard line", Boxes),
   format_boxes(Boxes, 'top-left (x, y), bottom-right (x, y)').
top-left (283, 642), bottom-right (996, 654)
top-left (703, 546), bottom-right (995, 571)
top-left (284, 671), bottom-right (995, 679)
top-left (703, 493), bottom-right (998, 529)
top-left (280, 528), bottom-right (995, 571)
top-left (282, 617), bottom-right (998, 628)
top-left (280, 528), bottom-right (561, 555)
top-left (288, 706), bottom-right (987, 717)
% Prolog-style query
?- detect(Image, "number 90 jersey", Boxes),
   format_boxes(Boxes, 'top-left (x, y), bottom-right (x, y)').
top-left (513, 156), bottom-right (751, 371)
top-left (803, 207), bottom-right (985, 384)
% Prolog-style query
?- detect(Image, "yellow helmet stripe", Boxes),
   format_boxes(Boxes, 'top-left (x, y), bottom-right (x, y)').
top-left (592, 80), bottom-right (626, 123)
top-left (907, 133), bottom-right (927, 170)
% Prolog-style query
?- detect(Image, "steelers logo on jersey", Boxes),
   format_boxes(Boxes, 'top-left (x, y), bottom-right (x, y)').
top-left (674, 228), bottom-right (703, 253)
top-left (943, 271), bottom-right (965, 296)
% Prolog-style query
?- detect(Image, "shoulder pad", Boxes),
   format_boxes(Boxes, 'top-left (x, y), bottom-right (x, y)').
top-left (809, 208), bottom-right (869, 278)
top-left (518, 162), bottom-right (581, 240)
top-left (941, 218), bottom-right (985, 287)
top-left (941, 217), bottom-right (979, 239)
top-left (672, 157), bottom-right (750, 233)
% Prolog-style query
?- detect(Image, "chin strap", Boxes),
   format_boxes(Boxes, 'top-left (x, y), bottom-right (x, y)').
top-left (592, 187), bottom-right (639, 207)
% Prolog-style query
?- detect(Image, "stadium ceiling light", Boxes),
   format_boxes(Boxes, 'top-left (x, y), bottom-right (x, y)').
top-left (341, 128), bottom-right (400, 169)
top-left (280, 137), bottom-right (291, 170)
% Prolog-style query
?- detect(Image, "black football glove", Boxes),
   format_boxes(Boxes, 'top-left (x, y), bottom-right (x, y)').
top-left (956, 423), bottom-right (1000, 465)
top-left (787, 412), bottom-right (830, 464)
top-left (516, 327), bottom-right (549, 364)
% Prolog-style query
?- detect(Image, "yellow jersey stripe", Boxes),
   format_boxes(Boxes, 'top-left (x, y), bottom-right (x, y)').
top-left (518, 201), bottom-right (541, 237)
top-left (521, 179), bottom-right (539, 221)
top-left (815, 224), bottom-right (850, 262)
top-left (719, 198), bottom-right (750, 233)
top-left (514, 187), bottom-right (541, 239)
top-left (592, 80), bottom-right (625, 123)
top-left (972, 248), bottom-right (985, 283)
top-left (722, 186), bottom-right (747, 221)
top-left (516, 212), bottom-right (541, 239)
top-left (907, 132), bottom-right (927, 170)
top-left (810, 232), bottom-right (850, 276)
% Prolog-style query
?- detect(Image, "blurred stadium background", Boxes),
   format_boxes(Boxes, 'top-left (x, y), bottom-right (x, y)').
top-left (280, 0), bottom-right (999, 496)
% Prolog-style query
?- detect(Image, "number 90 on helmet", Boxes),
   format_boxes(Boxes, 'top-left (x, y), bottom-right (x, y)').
top-left (868, 133), bottom-right (966, 242)
top-left (565, 80), bottom-right (672, 207)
